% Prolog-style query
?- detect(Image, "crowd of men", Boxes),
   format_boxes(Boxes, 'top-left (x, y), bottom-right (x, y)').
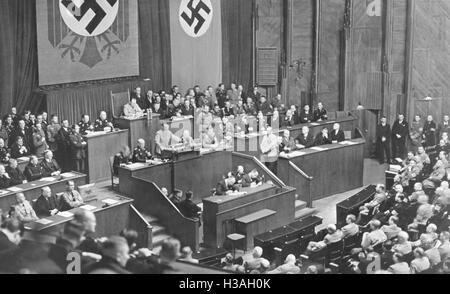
top-left (0, 107), bottom-right (116, 186)
top-left (0, 204), bottom-right (198, 274)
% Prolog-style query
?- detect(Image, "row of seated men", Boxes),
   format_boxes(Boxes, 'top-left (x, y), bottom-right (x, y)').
top-left (0, 203), bottom-right (202, 274)
top-left (1, 107), bottom-right (113, 172)
top-left (0, 150), bottom-right (61, 189)
top-left (5, 181), bottom-right (84, 223)
top-left (376, 114), bottom-right (450, 164)
top-left (213, 166), bottom-right (265, 196)
top-left (123, 84), bottom-right (329, 126)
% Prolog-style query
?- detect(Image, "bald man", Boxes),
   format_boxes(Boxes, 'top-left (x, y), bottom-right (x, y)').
top-left (75, 210), bottom-right (101, 255)
top-left (34, 186), bottom-right (59, 218)
top-left (94, 111), bottom-right (114, 132)
top-left (14, 193), bottom-right (38, 223)
top-left (87, 236), bottom-right (131, 274)
top-left (132, 139), bottom-right (152, 163)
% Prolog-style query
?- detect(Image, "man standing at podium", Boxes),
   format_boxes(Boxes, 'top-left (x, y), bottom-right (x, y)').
top-left (154, 123), bottom-right (180, 157)
top-left (260, 127), bottom-right (279, 174)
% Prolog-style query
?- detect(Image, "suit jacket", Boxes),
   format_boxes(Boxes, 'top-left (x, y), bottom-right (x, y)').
top-left (181, 105), bottom-right (194, 116)
top-left (376, 124), bottom-right (391, 143)
top-left (313, 109), bottom-right (328, 121)
top-left (10, 143), bottom-right (30, 159)
top-left (314, 133), bottom-right (332, 146)
top-left (5, 166), bottom-right (25, 186)
top-left (24, 163), bottom-right (43, 182)
top-left (392, 120), bottom-right (409, 142)
top-left (222, 107), bottom-right (235, 117)
top-left (0, 175), bottom-right (10, 189)
top-left (69, 133), bottom-right (86, 160)
top-left (438, 122), bottom-right (450, 138)
top-left (257, 102), bottom-right (272, 115)
top-left (14, 200), bottom-right (37, 223)
top-left (179, 199), bottom-right (201, 219)
top-left (35, 194), bottom-right (60, 218)
top-left (279, 137), bottom-right (297, 152)
top-left (0, 147), bottom-right (11, 164)
top-left (10, 128), bottom-right (31, 150)
top-left (32, 131), bottom-right (48, 157)
top-left (298, 111), bottom-right (314, 124)
top-left (132, 146), bottom-right (151, 163)
top-left (296, 133), bottom-right (315, 148)
top-left (40, 159), bottom-right (61, 177)
top-left (60, 190), bottom-right (84, 211)
top-left (57, 127), bottom-right (72, 152)
top-left (215, 180), bottom-right (229, 196)
top-left (330, 129), bottom-right (345, 142)
top-left (283, 116), bottom-right (295, 128)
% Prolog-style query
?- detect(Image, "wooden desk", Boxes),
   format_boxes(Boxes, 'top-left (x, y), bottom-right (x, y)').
top-left (336, 185), bottom-right (376, 227)
top-left (278, 138), bottom-right (365, 202)
top-left (24, 194), bottom-right (133, 239)
top-left (0, 172), bottom-right (87, 212)
top-left (116, 115), bottom-right (194, 153)
top-left (202, 184), bottom-right (296, 249)
top-left (233, 114), bottom-right (358, 157)
top-left (84, 130), bottom-right (129, 183)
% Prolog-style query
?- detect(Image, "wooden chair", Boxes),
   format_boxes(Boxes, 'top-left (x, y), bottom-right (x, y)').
top-left (110, 89), bottom-right (131, 121)
top-left (108, 156), bottom-right (119, 191)
top-left (326, 239), bottom-right (344, 265)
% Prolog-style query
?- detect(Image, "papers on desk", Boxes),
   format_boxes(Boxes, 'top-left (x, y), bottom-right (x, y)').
top-left (280, 151), bottom-right (306, 159)
top-left (84, 131), bottom-right (107, 137)
top-left (80, 204), bottom-right (96, 211)
top-left (58, 211), bottom-right (74, 218)
top-left (7, 186), bottom-right (23, 192)
top-left (17, 157), bottom-right (30, 162)
top-left (36, 218), bottom-right (53, 225)
top-left (40, 177), bottom-right (57, 182)
top-left (61, 172), bottom-right (77, 178)
top-left (147, 160), bottom-right (163, 165)
top-left (228, 192), bottom-right (247, 197)
top-left (102, 198), bottom-right (119, 205)
top-left (310, 123), bottom-right (320, 126)
top-left (0, 190), bottom-right (8, 195)
top-left (339, 141), bottom-right (358, 146)
top-left (310, 147), bottom-right (328, 151)
top-left (389, 165), bottom-right (402, 172)
top-left (125, 163), bottom-right (147, 170)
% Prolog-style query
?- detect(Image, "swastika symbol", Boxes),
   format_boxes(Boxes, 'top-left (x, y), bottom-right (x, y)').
top-left (179, 0), bottom-right (213, 38)
top-left (60, 0), bottom-right (119, 37)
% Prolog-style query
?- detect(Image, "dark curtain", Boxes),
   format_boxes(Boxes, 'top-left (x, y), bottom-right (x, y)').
top-left (221, 0), bottom-right (254, 92)
top-left (0, 0), bottom-right (43, 117)
top-left (138, 0), bottom-right (172, 92)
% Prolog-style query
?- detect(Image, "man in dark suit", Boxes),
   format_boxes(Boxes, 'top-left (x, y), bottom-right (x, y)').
top-left (248, 86), bottom-right (261, 104)
top-left (131, 87), bottom-right (145, 110)
top-left (438, 115), bottom-right (450, 139)
top-left (298, 105), bottom-right (314, 124)
top-left (40, 150), bottom-right (61, 177)
top-left (93, 111), bottom-right (114, 132)
top-left (376, 116), bottom-right (391, 164)
top-left (179, 191), bottom-right (201, 219)
top-left (216, 84), bottom-right (227, 109)
top-left (296, 126), bottom-right (315, 148)
top-left (34, 186), bottom-right (60, 218)
top-left (0, 164), bottom-right (11, 189)
top-left (313, 102), bottom-right (328, 122)
top-left (24, 155), bottom-right (43, 182)
top-left (0, 218), bottom-right (20, 254)
top-left (222, 101), bottom-right (235, 117)
top-left (215, 176), bottom-right (236, 196)
top-left (314, 128), bottom-right (332, 146)
top-left (391, 114), bottom-right (409, 160)
top-left (5, 159), bottom-right (26, 186)
top-left (330, 123), bottom-right (345, 143)
top-left (10, 120), bottom-right (31, 151)
top-left (57, 119), bottom-right (72, 171)
top-left (69, 125), bottom-right (87, 173)
top-left (257, 96), bottom-right (273, 116)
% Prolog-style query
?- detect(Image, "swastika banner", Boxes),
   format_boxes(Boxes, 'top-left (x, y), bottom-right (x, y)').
top-left (169, 0), bottom-right (222, 91)
top-left (36, 0), bottom-right (140, 86)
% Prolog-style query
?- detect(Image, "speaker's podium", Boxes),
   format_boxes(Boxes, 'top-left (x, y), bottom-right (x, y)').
top-left (160, 144), bottom-right (201, 161)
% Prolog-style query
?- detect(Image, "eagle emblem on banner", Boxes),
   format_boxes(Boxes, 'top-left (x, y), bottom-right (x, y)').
top-left (179, 0), bottom-right (213, 38)
top-left (47, 0), bottom-right (130, 68)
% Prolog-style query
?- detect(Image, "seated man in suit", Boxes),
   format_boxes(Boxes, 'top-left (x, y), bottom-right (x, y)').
top-left (179, 191), bottom-right (201, 219)
top-left (215, 175), bottom-right (237, 196)
top-left (0, 138), bottom-right (11, 165)
top-left (24, 155), bottom-right (43, 182)
top-left (0, 164), bottom-right (11, 189)
top-left (234, 166), bottom-right (246, 184)
top-left (40, 150), bottom-right (61, 177)
top-left (241, 169), bottom-right (263, 188)
top-left (313, 102), bottom-right (328, 122)
top-left (298, 105), bottom-right (314, 124)
top-left (10, 136), bottom-right (30, 159)
top-left (34, 186), bottom-right (60, 218)
top-left (59, 180), bottom-right (84, 211)
top-left (314, 127), bottom-right (332, 146)
top-left (306, 224), bottom-right (344, 252)
top-left (5, 159), bottom-right (26, 186)
top-left (14, 193), bottom-right (38, 223)
top-left (113, 146), bottom-right (131, 176)
top-left (279, 130), bottom-right (297, 153)
top-left (132, 139), bottom-right (152, 163)
top-left (283, 110), bottom-right (296, 128)
top-left (123, 97), bottom-right (144, 118)
top-left (295, 126), bottom-right (315, 149)
top-left (330, 123), bottom-right (345, 143)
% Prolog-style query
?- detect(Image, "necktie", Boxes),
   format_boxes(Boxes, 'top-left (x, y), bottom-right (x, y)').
top-left (71, 192), bottom-right (76, 201)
